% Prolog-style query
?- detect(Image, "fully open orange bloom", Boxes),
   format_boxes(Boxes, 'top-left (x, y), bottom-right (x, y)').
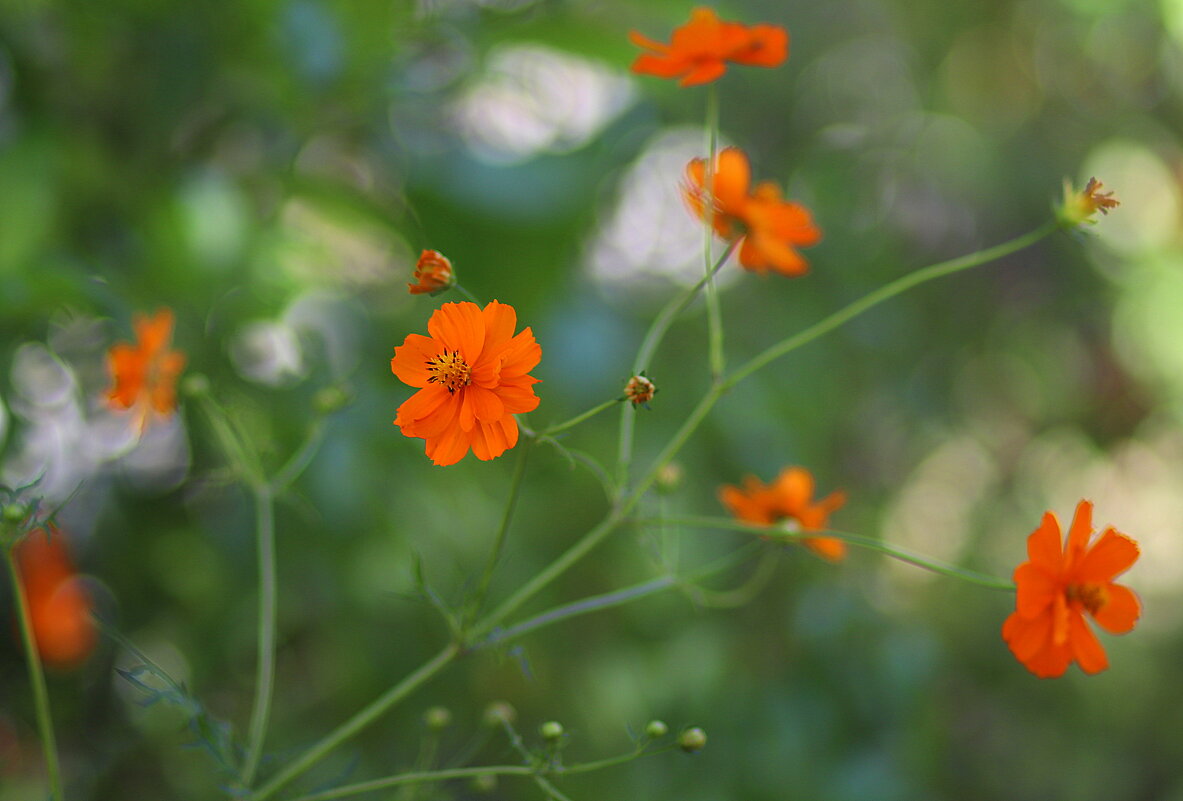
top-left (107, 308), bottom-right (186, 433)
top-left (14, 528), bottom-right (97, 669)
top-left (684, 147), bottom-right (822, 277)
top-left (630, 8), bottom-right (788, 86)
top-left (719, 467), bottom-right (846, 561)
top-left (392, 300), bottom-right (541, 466)
top-left (1002, 500), bottom-right (1141, 678)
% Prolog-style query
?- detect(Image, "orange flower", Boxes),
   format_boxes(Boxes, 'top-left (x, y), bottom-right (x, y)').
top-left (107, 308), bottom-right (186, 433)
top-left (630, 8), bottom-right (788, 86)
top-left (409, 250), bottom-right (456, 295)
top-left (684, 147), bottom-right (821, 276)
top-left (1002, 500), bottom-right (1140, 678)
top-left (391, 300), bottom-right (541, 466)
top-left (719, 467), bottom-right (846, 561)
top-left (14, 528), bottom-right (97, 669)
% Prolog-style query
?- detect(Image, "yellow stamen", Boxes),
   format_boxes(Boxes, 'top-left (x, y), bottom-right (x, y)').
top-left (1066, 582), bottom-right (1109, 616)
top-left (426, 350), bottom-right (472, 393)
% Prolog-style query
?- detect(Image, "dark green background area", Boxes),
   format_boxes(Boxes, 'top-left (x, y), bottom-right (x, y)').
top-left (2, 0), bottom-right (1181, 799)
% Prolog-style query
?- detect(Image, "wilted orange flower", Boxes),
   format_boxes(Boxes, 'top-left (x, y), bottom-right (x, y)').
top-left (1059, 177), bottom-right (1120, 226)
top-left (1002, 500), bottom-right (1140, 678)
top-left (107, 308), bottom-right (186, 433)
top-left (623, 374), bottom-right (656, 407)
top-left (630, 8), bottom-right (788, 86)
top-left (14, 528), bottom-right (97, 669)
top-left (719, 467), bottom-right (846, 561)
top-left (409, 250), bottom-right (456, 295)
top-left (684, 147), bottom-right (822, 276)
top-left (391, 300), bottom-right (541, 466)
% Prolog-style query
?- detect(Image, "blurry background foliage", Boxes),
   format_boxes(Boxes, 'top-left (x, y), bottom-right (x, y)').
top-left (1, 0), bottom-right (1182, 799)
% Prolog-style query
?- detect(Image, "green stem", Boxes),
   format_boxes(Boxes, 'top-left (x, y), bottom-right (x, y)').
top-left (721, 220), bottom-right (1060, 392)
top-left (470, 438), bottom-right (534, 621)
top-left (249, 643), bottom-right (461, 801)
top-left (480, 223), bottom-right (1055, 631)
top-left (241, 485), bottom-right (277, 787)
top-left (195, 393), bottom-right (266, 487)
top-left (703, 83), bottom-right (724, 381)
top-left (287, 765), bottom-right (535, 801)
top-left (616, 241), bottom-right (737, 494)
top-left (650, 516), bottom-right (1016, 591)
top-left (453, 284), bottom-right (483, 305)
top-left (542, 399), bottom-right (622, 437)
top-left (6, 546), bottom-right (64, 801)
top-left (271, 419), bottom-right (327, 493)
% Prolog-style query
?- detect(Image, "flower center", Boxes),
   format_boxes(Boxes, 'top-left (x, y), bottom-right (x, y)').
top-left (1066, 582), bottom-right (1108, 616)
top-left (426, 350), bottom-right (472, 393)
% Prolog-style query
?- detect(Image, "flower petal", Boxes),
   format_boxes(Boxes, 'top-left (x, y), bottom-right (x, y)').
top-left (1014, 562), bottom-right (1057, 619)
top-left (479, 300), bottom-right (518, 362)
top-left (803, 536), bottom-right (846, 562)
top-left (1076, 528), bottom-right (1139, 582)
top-left (1065, 499), bottom-right (1094, 566)
top-left (427, 302), bottom-right (485, 363)
top-left (391, 334), bottom-right (441, 388)
top-left (1068, 613), bottom-right (1109, 674)
top-left (1026, 511), bottom-right (1062, 571)
top-left (1002, 609), bottom-right (1052, 663)
top-left (1092, 584), bottom-right (1141, 634)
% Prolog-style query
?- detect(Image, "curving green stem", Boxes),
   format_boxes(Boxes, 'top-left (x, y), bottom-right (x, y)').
top-left (241, 484), bottom-right (277, 786)
top-left (543, 399), bottom-right (622, 438)
top-left (646, 516), bottom-right (1016, 591)
top-left (6, 546), bottom-right (63, 800)
top-left (702, 83), bottom-right (724, 381)
top-left (470, 438), bottom-right (534, 621)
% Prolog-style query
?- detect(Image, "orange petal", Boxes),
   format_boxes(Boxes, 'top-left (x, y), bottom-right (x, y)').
top-left (479, 300), bottom-right (518, 362)
top-left (628, 30), bottom-right (670, 54)
top-left (1023, 639), bottom-right (1072, 678)
top-left (498, 328), bottom-right (542, 379)
top-left (773, 466), bottom-right (812, 510)
top-left (1014, 562), bottom-right (1057, 619)
top-left (391, 334), bottom-right (442, 388)
top-left (1002, 609), bottom-right (1052, 662)
top-left (427, 302), bottom-right (485, 363)
top-left (1026, 511), bottom-right (1063, 571)
top-left (1075, 528), bottom-right (1139, 582)
top-left (803, 536), bottom-right (846, 561)
top-left (631, 53), bottom-right (689, 79)
top-left (1092, 584), bottom-right (1140, 634)
top-left (680, 60), bottom-right (728, 86)
top-left (732, 24), bottom-right (788, 67)
top-left (1068, 613), bottom-right (1108, 674)
top-left (1065, 499), bottom-right (1094, 566)
top-left (424, 420), bottom-right (473, 466)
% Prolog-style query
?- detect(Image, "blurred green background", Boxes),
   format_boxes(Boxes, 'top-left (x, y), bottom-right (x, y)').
top-left (2, 0), bottom-right (1182, 798)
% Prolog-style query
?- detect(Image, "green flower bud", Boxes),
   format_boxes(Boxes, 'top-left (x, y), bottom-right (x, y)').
top-left (645, 719), bottom-right (669, 739)
top-left (483, 701), bottom-right (516, 728)
top-left (470, 774), bottom-right (497, 793)
top-left (423, 706), bottom-right (452, 731)
top-left (539, 721), bottom-right (564, 741)
top-left (181, 373), bottom-right (210, 397)
top-left (313, 384), bottom-right (352, 415)
top-left (678, 727), bottom-right (707, 753)
top-left (3, 503), bottom-right (28, 524)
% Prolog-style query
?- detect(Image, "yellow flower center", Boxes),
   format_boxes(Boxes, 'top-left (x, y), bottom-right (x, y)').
top-left (1066, 582), bottom-right (1108, 616)
top-left (426, 349), bottom-right (472, 393)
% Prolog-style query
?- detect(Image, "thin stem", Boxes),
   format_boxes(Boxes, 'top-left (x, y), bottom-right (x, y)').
top-left (480, 223), bottom-right (1054, 630)
top-left (687, 547), bottom-right (780, 608)
top-left (721, 221), bottom-right (1060, 391)
top-left (453, 284), bottom-right (482, 304)
top-left (649, 516), bottom-right (1016, 591)
top-left (287, 765), bottom-right (535, 801)
top-left (270, 420), bottom-right (327, 493)
top-left (703, 83), bottom-right (724, 381)
top-left (532, 774), bottom-right (575, 801)
top-left (470, 439), bottom-right (534, 621)
top-left (616, 241), bottom-right (737, 494)
top-left (6, 547), bottom-right (63, 801)
top-left (542, 399), bottom-right (622, 437)
top-left (241, 485), bottom-right (277, 787)
top-left (195, 393), bottom-right (266, 488)
top-left (249, 643), bottom-right (461, 801)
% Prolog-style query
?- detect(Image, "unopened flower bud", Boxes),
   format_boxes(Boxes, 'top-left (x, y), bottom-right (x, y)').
top-left (424, 706), bottom-right (452, 730)
top-left (645, 719), bottom-right (669, 739)
top-left (483, 701), bottom-right (516, 727)
top-left (540, 720), bottom-right (564, 741)
top-left (678, 727), bottom-right (707, 753)
top-left (409, 250), bottom-right (456, 296)
top-left (313, 384), bottom-right (352, 415)
top-left (3, 503), bottom-right (28, 524)
top-left (654, 463), bottom-right (683, 494)
top-left (623, 374), bottom-right (657, 407)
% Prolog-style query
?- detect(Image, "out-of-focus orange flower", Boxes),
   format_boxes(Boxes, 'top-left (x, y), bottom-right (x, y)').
top-left (14, 528), bottom-right (96, 669)
top-left (391, 300), bottom-right (541, 466)
top-left (409, 250), bottom-right (456, 295)
top-left (1058, 177), bottom-right (1120, 226)
top-left (630, 8), bottom-right (788, 86)
top-left (719, 467), bottom-right (846, 561)
top-left (107, 308), bottom-right (186, 433)
top-left (684, 147), bottom-right (821, 277)
top-left (623, 374), bottom-right (656, 407)
top-left (1002, 500), bottom-right (1140, 678)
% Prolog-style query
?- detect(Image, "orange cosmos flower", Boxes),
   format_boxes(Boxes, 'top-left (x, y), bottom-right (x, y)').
top-left (719, 467), bottom-right (846, 561)
top-left (107, 308), bottom-right (186, 433)
top-left (1002, 500), bottom-right (1140, 678)
top-left (684, 147), bottom-right (822, 277)
top-left (409, 250), bottom-right (456, 296)
top-left (391, 300), bottom-right (541, 466)
top-left (14, 528), bottom-right (97, 669)
top-left (630, 7), bottom-right (788, 86)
